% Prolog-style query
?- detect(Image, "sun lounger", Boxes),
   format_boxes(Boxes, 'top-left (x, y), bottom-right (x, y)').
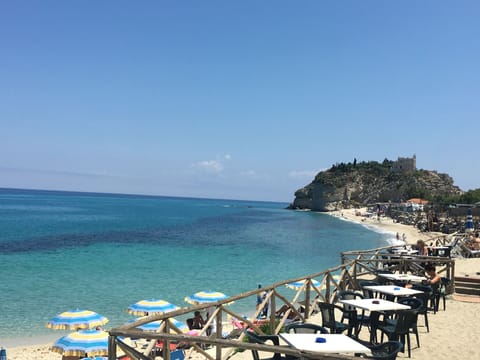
top-left (455, 238), bottom-right (480, 258)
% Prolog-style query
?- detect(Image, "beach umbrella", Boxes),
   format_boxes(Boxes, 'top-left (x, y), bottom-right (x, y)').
top-left (130, 317), bottom-right (188, 333)
top-left (46, 309), bottom-right (109, 330)
top-left (126, 299), bottom-right (179, 316)
top-left (184, 290), bottom-right (230, 305)
top-left (285, 279), bottom-right (321, 290)
top-left (80, 358), bottom-right (108, 360)
top-left (50, 329), bottom-right (108, 357)
top-left (465, 208), bottom-right (474, 233)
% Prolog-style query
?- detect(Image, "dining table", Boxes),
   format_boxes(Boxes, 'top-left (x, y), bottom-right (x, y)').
top-left (338, 298), bottom-right (412, 344)
top-left (377, 272), bottom-right (426, 283)
top-left (279, 333), bottom-right (372, 357)
top-left (363, 284), bottom-right (423, 298)
top-left (338, 298), bottom-right (411, 312)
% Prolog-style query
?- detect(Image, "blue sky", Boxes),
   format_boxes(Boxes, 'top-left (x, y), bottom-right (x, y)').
top-left (1, 1), bottom-right (479, 202)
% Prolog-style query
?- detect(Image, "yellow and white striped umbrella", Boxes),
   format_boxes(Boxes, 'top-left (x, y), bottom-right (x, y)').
top-left (46, 309), bottom-right (108, 330)
top-left (127, 299), bottom-right (179, 316)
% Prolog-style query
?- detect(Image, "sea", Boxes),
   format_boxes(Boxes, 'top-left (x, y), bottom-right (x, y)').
top-left (0, 188), bottom-right (395, 346)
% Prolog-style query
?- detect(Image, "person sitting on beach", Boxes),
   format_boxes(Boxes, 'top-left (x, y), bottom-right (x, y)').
top-left (275, 304), bottom-right (299, 320)
top-left (466, 233), bottom-right (480, 250)
top-left (192, 311), bottom-right (205, 329)
top-left (416, 239), bottom-right (429, 256)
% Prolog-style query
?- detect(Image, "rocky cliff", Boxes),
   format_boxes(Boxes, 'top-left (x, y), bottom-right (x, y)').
top-left (289, 160), bottom-right (462, 211)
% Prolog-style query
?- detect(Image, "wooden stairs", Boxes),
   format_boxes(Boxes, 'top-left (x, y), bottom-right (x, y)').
top-left (453, 275), bottom-right (480, 302)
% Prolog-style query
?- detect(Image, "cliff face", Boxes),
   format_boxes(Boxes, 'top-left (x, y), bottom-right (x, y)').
top-left (290, 160), bottom-right (462, 211)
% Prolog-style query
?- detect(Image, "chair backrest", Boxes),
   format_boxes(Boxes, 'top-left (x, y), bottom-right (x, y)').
top-left (439, 277), bottom-right (450, 293)
top-left (285, 322), bottom-right (328, 334)
top-left (358, 280), bottom-right (379, 298)
top-left (412, 292), bottom-right (430, 313)
top-left (392, 310), bottom-right (417, 335)
top-left (368, 341), bottom-right (404, 360)
top-left (396, 297), bottom-right (423, 312)
top-left (244, 331), bottom-right (282, 360)
top-left (318, 302), bottom-right (347, 333)
top-left (338, 290), bottom-right (364, 312)
top-left (375, 270), bottom-right (394, 285)
top-left (318, 302), bottom-right (335, 329)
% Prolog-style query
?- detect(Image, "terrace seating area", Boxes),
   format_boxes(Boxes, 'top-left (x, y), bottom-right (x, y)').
top-left (107, 244), bottom-right (456, 360)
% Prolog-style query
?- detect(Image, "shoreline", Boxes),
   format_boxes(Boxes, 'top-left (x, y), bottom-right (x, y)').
top-left (328, 207), bottom-right (446, 246)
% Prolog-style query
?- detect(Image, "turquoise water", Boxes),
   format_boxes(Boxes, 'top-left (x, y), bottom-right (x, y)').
top-left (0, 188), bottom-right (392, 343)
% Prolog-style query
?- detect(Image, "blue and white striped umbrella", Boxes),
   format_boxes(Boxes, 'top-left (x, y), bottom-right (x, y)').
top-left (127, 299), bottom-right (179, 316)
top-left (46, 309), bottom-right (109, 330)
top-left (80, 357), bottom-right (108, 360)
top-left (286, 279), bottom-right (321, 290)
top-left (131, 317), bottom-right (188, 332)
top-left (51, 329), bottom-right (108, 357)
top-left (465, 209), bottom-right (475, 233)
top-left (184, 290), bottom-right (230, 304)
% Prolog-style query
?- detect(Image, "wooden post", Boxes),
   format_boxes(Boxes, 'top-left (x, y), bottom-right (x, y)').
top-left (163, 321), bottom-right (170, 360)
top-left (269, 291), bottom-right (276, 332)
top-left (108, 335), bottom-right (116, 360)
top-left (216, 308), bottom-right (222, 360)
top-left (304, 280), bottom-right (311, 320)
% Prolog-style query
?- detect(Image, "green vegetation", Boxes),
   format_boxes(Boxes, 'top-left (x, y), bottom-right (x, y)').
top-left (329, 159), bottom-right (393, 175)
top-left (441, 189), bottom-right (480, 205)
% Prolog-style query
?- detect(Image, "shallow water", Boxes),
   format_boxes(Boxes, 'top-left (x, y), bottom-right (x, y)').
top-left (0, 188), bottom-right (392, 342)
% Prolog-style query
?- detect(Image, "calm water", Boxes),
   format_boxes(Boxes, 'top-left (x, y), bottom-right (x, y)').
top-left (0, 188), bottom-right (393, 343)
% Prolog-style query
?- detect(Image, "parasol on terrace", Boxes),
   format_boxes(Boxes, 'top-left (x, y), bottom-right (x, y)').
top-left (46, 309), bottom-right (108, 330)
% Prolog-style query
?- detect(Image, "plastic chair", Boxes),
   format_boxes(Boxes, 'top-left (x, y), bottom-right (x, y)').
top-left (392, 297), bottom-right (423, 348)
top-left (244, 331), bottom-right (284, 360)
top-left (411, 288), bottom-right (432, 332)
top-left (433, 277), bottom-right (450, 311)
top-left (411, 284), bottom-right (435, 311)
top-left (338, 290), bottom-right (370, 337)
top-left (317, 302), bottom-right (351, 334)
top-left (361, 341), bottom-right (404, 360)
top-left (378, 310), bottom-right (417, 358)
top-left (358, 280), bottom-right (379, 299)
top-left (284, 322), bottom-right (328, 334)
top-left (375, 270), bottom-right (394, 285)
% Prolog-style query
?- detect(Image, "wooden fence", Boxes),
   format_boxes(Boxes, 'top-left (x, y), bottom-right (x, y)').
top-left (108, 245), bottom-right (456, 360)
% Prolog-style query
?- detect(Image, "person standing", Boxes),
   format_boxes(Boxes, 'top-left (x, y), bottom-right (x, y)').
top-left (256, 284), bottom-right (269, 319)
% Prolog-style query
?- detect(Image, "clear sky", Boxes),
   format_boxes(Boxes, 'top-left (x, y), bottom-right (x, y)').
top-left (1, 1), bottom-right (479, 202)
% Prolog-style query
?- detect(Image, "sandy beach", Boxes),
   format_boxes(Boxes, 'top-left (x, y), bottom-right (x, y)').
top-left (6, 208), bottom-right (480, 359)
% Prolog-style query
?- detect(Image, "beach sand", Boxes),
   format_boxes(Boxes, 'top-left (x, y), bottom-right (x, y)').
top-left (330, 207), bottom-right (445, 246)
top-left (6, 208), bottom-right (480, 359)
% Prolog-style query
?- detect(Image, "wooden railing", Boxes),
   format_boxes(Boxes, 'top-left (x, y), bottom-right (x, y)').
top-left (108, 244), bottom-right (456, 360)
